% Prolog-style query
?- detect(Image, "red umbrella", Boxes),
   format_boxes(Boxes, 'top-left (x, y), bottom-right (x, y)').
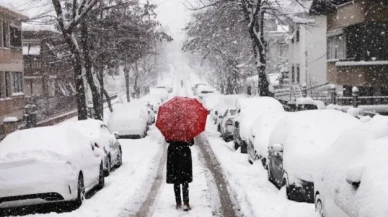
top-left (156, 96), bottom-right (208, 142)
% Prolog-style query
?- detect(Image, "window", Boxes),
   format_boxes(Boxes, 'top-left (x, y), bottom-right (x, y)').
top-left (291, 65), bottom-right (295, 83)
top-left (0, 72), bottom-right (4, 98)
top-left (3, 21), bottom-right (9, 48)
top-left (10, 26), bottom-right (21, 47)
top-left (12, 72), bottom-right (23, 93)
top-left (296, 27), bottom-right (300, 42)
top-left (328, 34), bottom-right (346, 60)
top-left (296, 64), bottom-right (300, 83)
top-left (247, 86), bottom-right (252, 95)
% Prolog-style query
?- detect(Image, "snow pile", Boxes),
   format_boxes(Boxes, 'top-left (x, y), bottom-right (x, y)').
top-left (3, 117), bottom-right (18, 123)
top-left (237, 97), bottom-right (284, 141)
top-left (316, 115), bottom-right (388, 217)
top-left (347, 107), bottom-right (363, 116)
top-left (269, 110), bottom-right (360, 184)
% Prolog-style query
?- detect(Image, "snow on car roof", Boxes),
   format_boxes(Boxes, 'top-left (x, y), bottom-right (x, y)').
top-left (0, 126), bottom-right (90, 160)
top-left (270, 110), bottom-right (360, 182)
top-left (316, 115), bottom-right (388, 217)
top-left (63, 119), bottom-right (104, 144)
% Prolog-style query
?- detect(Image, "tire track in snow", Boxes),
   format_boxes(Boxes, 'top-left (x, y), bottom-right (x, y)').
top-left (125, 142), bottom-right (167, 217)
top-left (195, 134), bottom-right (243, 217)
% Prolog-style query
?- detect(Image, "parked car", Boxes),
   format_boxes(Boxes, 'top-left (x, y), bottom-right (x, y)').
top-left (197, 85), bottom-right (217, 100)
top-left (201, 92), bottom-right (222, 112)
top-left (247, 111), bottom-right (286, 166)
top-left (314, 115), bottom-right (388, 217)
top-left (219, 108), bottom-right (237, 142)
top-left (150, 87), bottom-right (168, 102)
top-left (212, 94), bottom-right (247, 126)
top-left (192, 83), bottom-right (207, 95)
top-left (267, 110), bottom-right (359, 203)
top-left (0, 126), bottom-right (105, 209)
top-left (234, 97), bottom-right (284, 153)
top-left (107, 103), bottom-right (149, 139)
top-left (156, 85), bottom-right (172, 93)
top-left (65, 120), bottom-right (122, 176)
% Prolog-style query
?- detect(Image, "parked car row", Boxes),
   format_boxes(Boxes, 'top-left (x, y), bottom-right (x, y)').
top-left (212, 92), bottom-right (388, 217)
top-left (0, 120), bottom-right (120, 209)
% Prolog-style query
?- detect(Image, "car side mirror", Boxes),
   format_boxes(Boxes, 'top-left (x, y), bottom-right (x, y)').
top-left (113, 132), bottom-right (120, 139)
top-left (346, 166), bottom-right (363, 187)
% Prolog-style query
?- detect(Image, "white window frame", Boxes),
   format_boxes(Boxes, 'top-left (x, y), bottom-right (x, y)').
top-left (327, 33), bottom-right (346, 61)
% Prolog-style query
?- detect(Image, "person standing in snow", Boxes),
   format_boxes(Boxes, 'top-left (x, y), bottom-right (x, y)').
top-left (166, 139), bottom-right (194, 211)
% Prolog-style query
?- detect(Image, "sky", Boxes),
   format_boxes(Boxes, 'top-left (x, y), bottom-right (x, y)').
top-left (153, 0), bottom-right (191, 42)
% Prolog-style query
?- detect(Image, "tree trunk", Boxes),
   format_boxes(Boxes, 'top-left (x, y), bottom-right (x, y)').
top-left (124, 66), bottom-right (130, 102)
top-left (102, 87), bottom-right (113, 112)
top-left (61, 32), bottom-right (87, 120)
top-left (81, 20), bottom-right (103, 120)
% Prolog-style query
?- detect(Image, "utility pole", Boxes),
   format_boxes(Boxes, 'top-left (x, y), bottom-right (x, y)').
top-left (305, 51), bottom-right (308, 88)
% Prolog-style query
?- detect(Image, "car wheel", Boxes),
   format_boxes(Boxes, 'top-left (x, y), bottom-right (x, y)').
top-left (285, 182), bottom-right (294, 200)
top-left (105, 156), bottom-right (111, 177)
top-left (75, 173), bottom-right (85, 207)
top-left (217, 124), bottom-right (221, 132)
top-left (116, 149), bottom-right (123, 168)
top-left (240, 141), bottom-right (248, 154)
top-left (315, 198), bottom-right (325, 217)
top-left (234, 140), bottom-right (240, 150)
top-left (97, 162), bottom-right (105, 189)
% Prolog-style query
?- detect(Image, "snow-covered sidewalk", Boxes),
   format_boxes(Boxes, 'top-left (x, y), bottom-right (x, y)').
top-left (205, 119), bottom-right (317, 217)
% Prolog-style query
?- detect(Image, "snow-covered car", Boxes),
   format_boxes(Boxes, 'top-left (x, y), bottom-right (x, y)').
top-left (156, 85), bottom-right (172, 93)
top-left (267, 110), bottom-right (359, 203)
top-left (150, 88), bottom-right (168, 102)
top-left (64, 119), bottom-right (122, 176)
top-left (314, 115), bottom-right (388, 217)
top-left (212, 94), bottom-right (247, 126)
top-left (0, 126), bottom-right (105, 208)
top-left (196, 85), bottom-right (217, 100)
top-left (233, 97), bottom-right (284, 154)
top-left (247, 111), bottom-right (287, 166)
top-left (107, 103), bottom-right (149, 139)
top-left (201, 92), bottom-right (222, 111)
top-left (192, 83), bottom-right (207, 95)
top-left (219, 108), bottom-right (237, 142)
top-left (142, 94), bottom-right (162, 114)
top-left (295, 97), bottom-right (325, 111)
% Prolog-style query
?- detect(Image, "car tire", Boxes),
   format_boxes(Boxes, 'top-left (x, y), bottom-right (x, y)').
top-left (217, 124), bottom-right (221, 132)
top-left (234, 140), bottom-right (240, 150)
top-left (116, 148), bottom-right (123, 168)
top-left (97, 163), bottom-right (105, 190)
top-left (240, 141), bottom-right (248, 154)
top-left (104, 156), bottom-right (111, 177)
top-left (315, 196), bottom-right (325, 217)
top-left (75, 173), bottom-right (85, 207)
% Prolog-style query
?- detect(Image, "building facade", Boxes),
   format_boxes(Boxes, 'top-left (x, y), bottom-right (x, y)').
top-left (288, 13), bottom-right (328, 89)
top-left (311, 0), bottom-right (388, 96)
top-left (0, 5), bottom-right (26, 132)
top-left (22, 28), bottom-right (76, 121)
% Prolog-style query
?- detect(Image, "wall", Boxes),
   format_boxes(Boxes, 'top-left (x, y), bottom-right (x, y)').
top-left (289, 15), bottom-right (327, 87)
top-left (327, 1), bottom-right (365, 31)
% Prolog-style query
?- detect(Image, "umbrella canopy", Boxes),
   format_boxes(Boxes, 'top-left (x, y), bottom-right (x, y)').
top-left (156, 97), bottom-right (208, 142)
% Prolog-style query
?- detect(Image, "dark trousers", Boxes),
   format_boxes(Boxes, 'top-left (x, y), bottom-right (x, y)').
top-left (174, 183), bottom-right (189, 203)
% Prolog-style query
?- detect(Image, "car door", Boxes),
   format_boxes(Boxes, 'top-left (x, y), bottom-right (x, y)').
top-left (83, 143), bottom-right (102, 188)
top-left (101, 125), bottom-right (117, 161)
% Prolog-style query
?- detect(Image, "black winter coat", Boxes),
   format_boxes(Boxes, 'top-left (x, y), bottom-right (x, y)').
top-left (166, 140), bottom-right (194, 184)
